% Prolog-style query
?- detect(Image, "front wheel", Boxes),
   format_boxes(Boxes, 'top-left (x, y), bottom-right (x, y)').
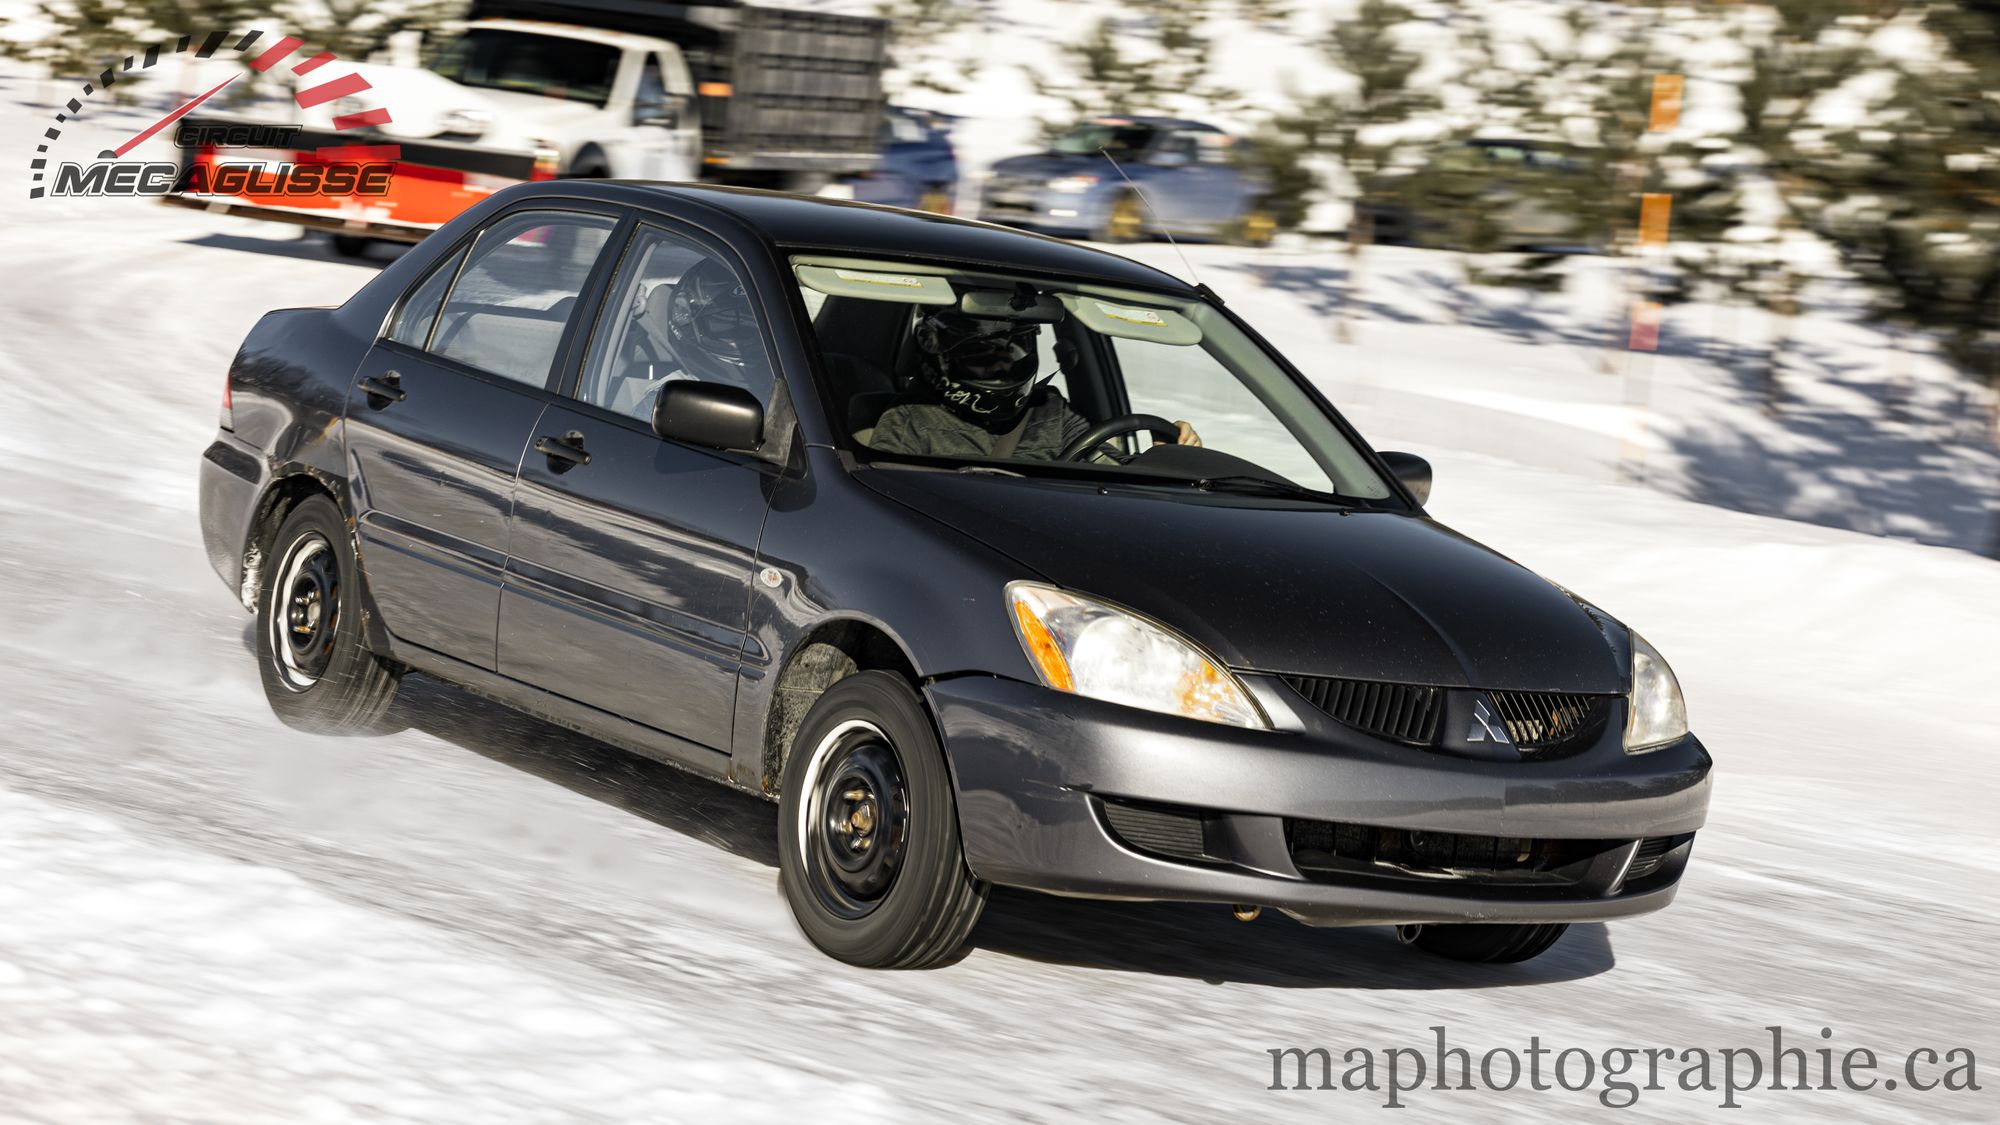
top-left (255, 495), bottom-right (400, 733)
top-left (329, 234), bottom-right (374, 259)
top-left (1093, 192), bottom-right (1146, 243)
top-left (1237, 204), bottom-right (1277, 248)
top-left (777, 671), bottom-right (986, 968)
top-left (1397, 922), bottom-right (1569, 964)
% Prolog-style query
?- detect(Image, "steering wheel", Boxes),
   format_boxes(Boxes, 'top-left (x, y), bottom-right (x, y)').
top-left (1059, 413), bottom-right (1180, 462)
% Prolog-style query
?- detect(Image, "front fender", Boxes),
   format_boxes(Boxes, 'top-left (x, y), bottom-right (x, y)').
top-left (727, 449), bottom-right (1048, 775)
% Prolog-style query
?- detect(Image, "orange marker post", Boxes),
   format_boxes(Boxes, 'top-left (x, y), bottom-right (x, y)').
top-left (1648, 74), bottom-right (1684, 132)
top-left (1618, 75), bottom-right (1684, 483)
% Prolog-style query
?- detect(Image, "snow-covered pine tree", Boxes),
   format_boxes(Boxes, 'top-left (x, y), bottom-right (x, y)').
top-left (1309, 0), bottom-right (1436, 338)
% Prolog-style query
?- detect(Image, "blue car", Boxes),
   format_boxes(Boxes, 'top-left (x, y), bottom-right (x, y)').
top-left (835, 106), bottom-right (960, 213)
top-left (981, 117), bottom-right (1274, 245)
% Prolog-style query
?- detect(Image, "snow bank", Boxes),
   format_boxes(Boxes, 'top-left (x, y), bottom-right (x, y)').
top-left (0, 784), bottom-right (894, 1124)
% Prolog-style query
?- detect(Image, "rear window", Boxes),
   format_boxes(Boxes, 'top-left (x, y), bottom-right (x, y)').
top-left (424, 210), bottom-right (615, 387)
top-left (430, 30), bottom-right (621, 106)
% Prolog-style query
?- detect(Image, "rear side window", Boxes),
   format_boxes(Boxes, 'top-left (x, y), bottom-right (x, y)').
top-left (428, 211), bottom-right (615, 388)
top-left (387, 245), bottom-right (466, 349)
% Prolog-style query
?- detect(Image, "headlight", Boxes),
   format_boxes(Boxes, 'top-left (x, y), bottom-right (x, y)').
top-left (1047, 175), bottom-right (1099, 193)
top-left (438, 108), bottom-right (493, 136)
top-left (1006, 582), bottom-right (1267, 729)
top-left (1624, 631), bottom-right (1688, 753)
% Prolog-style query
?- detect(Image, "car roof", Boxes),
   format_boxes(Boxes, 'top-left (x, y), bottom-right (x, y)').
top-left (1083, 115), bottom-right (1221, 133)
top-left (548, 181), bottom-right (1199, 295)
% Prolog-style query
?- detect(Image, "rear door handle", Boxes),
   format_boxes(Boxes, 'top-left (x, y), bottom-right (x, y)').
top-left (534, 430), bottom-right (592, 471)
top-left (357, 371), bottom-right (406, 403)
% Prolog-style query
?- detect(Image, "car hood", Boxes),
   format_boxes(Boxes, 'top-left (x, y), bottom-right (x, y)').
top-left (988, 153), bottom-right (1107, 181)
top-left (860, 470), bottom-right (1626, 693)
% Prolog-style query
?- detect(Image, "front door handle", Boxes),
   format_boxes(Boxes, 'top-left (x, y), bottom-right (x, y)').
top-left (534, 430), bottom-right (592, 471)
top-left (357, 371), bottom-right (406, 403)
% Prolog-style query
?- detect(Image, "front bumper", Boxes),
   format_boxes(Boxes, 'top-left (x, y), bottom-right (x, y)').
top-left (978, 185), bottom-right (1104, 234)
top-left (926, 675), bottom-right (1712, 927)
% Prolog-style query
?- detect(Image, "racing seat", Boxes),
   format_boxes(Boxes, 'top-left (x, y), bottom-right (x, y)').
top-left (808, 296), bottom-right (916, 439)
top-left (821, 353), bottom-right (897, 435)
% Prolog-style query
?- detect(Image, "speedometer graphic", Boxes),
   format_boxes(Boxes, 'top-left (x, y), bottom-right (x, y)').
top-left (28, 28), bottom-right (396, 200)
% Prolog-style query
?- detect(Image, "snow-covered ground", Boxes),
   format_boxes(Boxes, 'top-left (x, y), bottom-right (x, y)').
top-left (3, 72), bottom-right (1999, 1123)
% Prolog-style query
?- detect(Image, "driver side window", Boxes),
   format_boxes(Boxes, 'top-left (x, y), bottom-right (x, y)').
top-left (576, 226), bottom-right (776, 423)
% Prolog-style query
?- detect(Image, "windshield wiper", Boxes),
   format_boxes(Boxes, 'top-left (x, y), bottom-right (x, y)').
top-left (1187, 475), bottom-right (1366, 506)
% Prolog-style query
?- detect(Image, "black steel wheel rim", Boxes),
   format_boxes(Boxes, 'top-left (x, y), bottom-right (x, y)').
top-left (270, 533), bottom-right (340, 691)
top-left (801, 720), bottom-right (910, 920)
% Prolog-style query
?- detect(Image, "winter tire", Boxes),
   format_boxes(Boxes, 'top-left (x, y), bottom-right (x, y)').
top-left (255, 494), bottom-right (400, 733)
top-left (1237, 204), bottom-right (1277, 248)
top-left (778, 671), bottom-right (986, 968)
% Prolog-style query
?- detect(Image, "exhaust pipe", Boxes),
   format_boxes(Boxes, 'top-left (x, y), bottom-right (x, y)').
top-left (1231, 904), bottom-right (1262, 922)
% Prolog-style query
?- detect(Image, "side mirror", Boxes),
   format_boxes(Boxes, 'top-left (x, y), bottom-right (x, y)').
top-left (632, 95), bottom-right (685, 128)
top-left (1380, 451), bottom-right (1432, 506)
top-left (654, 381), bottom-right (763, 451)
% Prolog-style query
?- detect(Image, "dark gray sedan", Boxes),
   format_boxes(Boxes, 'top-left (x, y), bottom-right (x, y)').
top-left (198, 182), bottom-right (1710, 969)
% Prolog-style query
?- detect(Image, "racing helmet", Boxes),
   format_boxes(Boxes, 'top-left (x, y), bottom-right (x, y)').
top-left (913, 309), bottom-right (1041, 421)
top-left (666, 258), bottom-right (758, 384)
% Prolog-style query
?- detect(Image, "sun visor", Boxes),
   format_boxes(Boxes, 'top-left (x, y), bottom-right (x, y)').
top-left (795, 264), bottom-right (957, 305)
top-left (1059, 294), bottom-right (1202, 345)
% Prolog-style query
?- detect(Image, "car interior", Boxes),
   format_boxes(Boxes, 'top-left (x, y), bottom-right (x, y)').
top-left (433, 296), bottom-right (576, 383)
top-left (790, 259), bottom-right (1395, 498)
top-left (580, 277), bottom-right (690, 419)
top-left (576, 234), bottom-right (778, 423)
top-left (806, 295), bottom-right (1098, 445)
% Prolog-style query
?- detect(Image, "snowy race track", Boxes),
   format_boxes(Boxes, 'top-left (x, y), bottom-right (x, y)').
top-left (1, 87), bottom-right (1997, 1125)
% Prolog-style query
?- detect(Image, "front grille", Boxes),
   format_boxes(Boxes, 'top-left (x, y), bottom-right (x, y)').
top-left (1286, 818), bottom-right (1614, 884)
top-left (1282, 676), bottom-right (1443, 745)
top-left (1626, 833), bottom-right (1691, 880)
top-left (1487, 690), bottom-right (1610, 751)
top-left (1100, 798), bottom-right (1209, 862)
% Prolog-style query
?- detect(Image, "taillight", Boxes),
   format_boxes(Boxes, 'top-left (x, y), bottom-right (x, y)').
top-left (530, 146), bottom-right (560, 181)
top-left (220, 370), bottom-right (235, 430)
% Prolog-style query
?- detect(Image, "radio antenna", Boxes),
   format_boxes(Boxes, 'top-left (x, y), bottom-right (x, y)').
top-left (1098, 147), bottom-right (1201, 287)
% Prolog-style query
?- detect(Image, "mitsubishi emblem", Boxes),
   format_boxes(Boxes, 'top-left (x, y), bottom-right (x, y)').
top-left (1466, 698), bottom-right (1511, 744)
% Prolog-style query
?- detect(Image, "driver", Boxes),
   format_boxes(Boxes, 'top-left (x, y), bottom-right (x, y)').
top-left (867, 309), bottom-right (1200, 460)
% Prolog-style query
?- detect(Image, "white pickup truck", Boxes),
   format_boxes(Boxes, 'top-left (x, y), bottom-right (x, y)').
top-left (171, 0), bottom-right (887, 249)
top-left (308, 18), bottom-right (709, 182)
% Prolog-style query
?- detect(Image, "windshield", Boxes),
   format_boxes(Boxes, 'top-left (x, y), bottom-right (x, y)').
top-left (1050, 123), bottom-right (1158, 159)
top-left (430, 30), bottom-right (621, 106)
top-left (792, 256), bottom-right (1394, 501)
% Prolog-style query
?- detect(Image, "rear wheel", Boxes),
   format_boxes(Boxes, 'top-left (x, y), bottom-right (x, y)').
top-left (1397, 922), bottom-right (1569, 964)
top-left (255, 495), bottom-right (400, 733)
top-left (777, 671), bottom-right (986, 968)
top-left (330, 234), bottom-right (374, 259)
